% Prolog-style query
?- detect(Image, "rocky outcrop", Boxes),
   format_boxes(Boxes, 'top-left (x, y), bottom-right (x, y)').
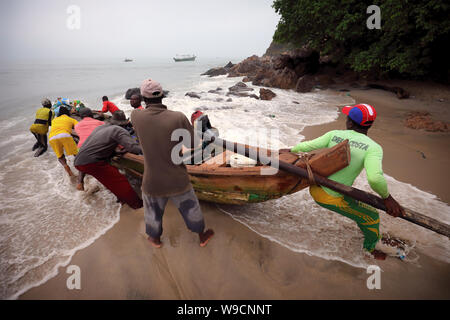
top-left (197, 38), bottom-right (420, 99)
top-left (295, 75), bottom-right (316, 93)
top-left (404, 112), bottom-right (449, 132)
top-left (228, 82), bottom-right (254, 92)
top-left (224, 61), bottom-right (235, 69)
top-left (208, 87), bottom-right (223, 94)
top-left (264, 41), bottom-right (299, 56)
top-left (200, 42), bottom-right (410, 96)
top-left (266, 67), bottom-right (298, 89)
top-left (259, 88), bottom-right (276, 101)
top-left (201, 67), bottom-right (228, 77)
top-left (226, 92), bottom-right (259, 99)
top-left (125, 88), bottom-right (140, 99)
top-left (202, 61), bottom-right (235, 77)
top-left (295, 74), bottom-right (336, 92)
top-left (185, 92), bottom-right (201, 99)
top-left (226, 82), bottom-right (259, 99)
top-left (224, 47), bottom-right (325, 92)
top-left (227, 55), bottom-right (271, 78)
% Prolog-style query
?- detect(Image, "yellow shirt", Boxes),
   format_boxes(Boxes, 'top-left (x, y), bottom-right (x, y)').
top-left (49, 115), bottom-right (78, 138)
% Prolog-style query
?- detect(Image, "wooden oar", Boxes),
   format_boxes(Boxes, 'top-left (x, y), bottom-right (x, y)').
top-left (208, 134), bottom-right (450, 238)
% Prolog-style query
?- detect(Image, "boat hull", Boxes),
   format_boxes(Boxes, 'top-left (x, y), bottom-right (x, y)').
top-left (111, 141), bottom-right (350, 205)
top-left (173, 57), bottom-right (196, 62)
top-left (189, 170), bottom-right (309, 204)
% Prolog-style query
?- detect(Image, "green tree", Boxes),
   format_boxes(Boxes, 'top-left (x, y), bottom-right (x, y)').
top-left (272, 0), bottom-right (450, 79)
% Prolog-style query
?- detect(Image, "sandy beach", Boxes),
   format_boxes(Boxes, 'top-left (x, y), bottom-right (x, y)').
top-left (20, 83), bottom-right (450, 300)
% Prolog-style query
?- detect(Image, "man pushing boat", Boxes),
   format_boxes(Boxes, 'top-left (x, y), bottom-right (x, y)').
top-left (131, 78), bottom-right (214, 248)
top-left (30, 98), bottom-right (53, 157)
top-left (289, 104), bottom-right (405, 260)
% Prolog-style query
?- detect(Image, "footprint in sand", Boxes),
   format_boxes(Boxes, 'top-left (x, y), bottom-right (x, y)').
top-left (79, 185), bottom-right (101, 198)
top-left (85, 185), bottom-right (101, 195)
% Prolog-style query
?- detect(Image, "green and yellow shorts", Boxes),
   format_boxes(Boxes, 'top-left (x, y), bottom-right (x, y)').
top-left (309, 185), bottom-right (381, 252)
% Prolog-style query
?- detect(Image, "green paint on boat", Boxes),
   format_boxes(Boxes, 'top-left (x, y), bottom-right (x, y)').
top-left (248, 193), bottom-right (268, 201)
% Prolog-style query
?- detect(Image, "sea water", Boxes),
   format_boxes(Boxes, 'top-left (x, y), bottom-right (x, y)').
top-left (0, 58), bottom-right (449, 299)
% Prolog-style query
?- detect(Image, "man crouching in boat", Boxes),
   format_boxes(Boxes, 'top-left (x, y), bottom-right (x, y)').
top-left (289, 104), bottom-right (405, 260)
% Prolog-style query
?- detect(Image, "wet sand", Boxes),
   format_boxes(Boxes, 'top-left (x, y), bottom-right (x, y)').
top-left (21, 84), bottom-right (450, 299)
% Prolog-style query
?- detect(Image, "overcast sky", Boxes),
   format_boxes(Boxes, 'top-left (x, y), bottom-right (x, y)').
top-left (0, 0), bottom-right (280, 63)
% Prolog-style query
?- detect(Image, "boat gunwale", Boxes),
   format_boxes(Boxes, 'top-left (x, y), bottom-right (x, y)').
top-left (118, 152), bottom-right (296, 177)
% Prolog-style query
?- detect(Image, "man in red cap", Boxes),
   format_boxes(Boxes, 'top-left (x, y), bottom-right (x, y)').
top-left (131, 79), bottom-right (214, 248)
top-left (290, 104), bottom-right (405, 260)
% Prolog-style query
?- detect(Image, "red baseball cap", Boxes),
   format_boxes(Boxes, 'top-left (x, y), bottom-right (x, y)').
top-left (191, 110), bottom-right (204, 124)
top-left (342, 104), bottom-right (377, 126)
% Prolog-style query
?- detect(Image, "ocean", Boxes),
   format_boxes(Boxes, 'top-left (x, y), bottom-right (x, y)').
top-left (0, 58), bottom-right (449, 299)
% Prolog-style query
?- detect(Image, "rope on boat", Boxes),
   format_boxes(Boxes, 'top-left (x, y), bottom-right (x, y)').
top-left (298, 153), bottom-right (316, 185)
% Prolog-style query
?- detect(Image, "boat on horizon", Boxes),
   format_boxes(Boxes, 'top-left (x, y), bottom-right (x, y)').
top-left (173, 54), bottom-right (196, 62)
top-left (124, 58), bottom-right (133, 62)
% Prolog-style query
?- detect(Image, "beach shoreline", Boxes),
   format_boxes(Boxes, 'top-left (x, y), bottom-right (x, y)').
top-left (20, 85), bottom-right (450, 300)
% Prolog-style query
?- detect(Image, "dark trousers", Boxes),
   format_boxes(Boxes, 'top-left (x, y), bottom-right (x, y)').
top-left (32, 133), bottom-right (47, 150)
top-left (143, 188), bottom-right (205, 238)
top-left (75, 161), bottom-right (143, 209)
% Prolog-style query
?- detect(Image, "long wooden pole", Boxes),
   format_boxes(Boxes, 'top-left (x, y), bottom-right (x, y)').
top-left (209, 135), bottom-right (450, 238)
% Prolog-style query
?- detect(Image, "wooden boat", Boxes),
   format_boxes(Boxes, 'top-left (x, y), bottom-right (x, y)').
top-left (111, 140), bottom-right (350, 205)
top-left (173, 54), bottom-right (196, 62)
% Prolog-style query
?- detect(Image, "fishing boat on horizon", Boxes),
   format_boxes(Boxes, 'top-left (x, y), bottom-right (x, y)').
top-left (173, 54), bottom-right (196, 62)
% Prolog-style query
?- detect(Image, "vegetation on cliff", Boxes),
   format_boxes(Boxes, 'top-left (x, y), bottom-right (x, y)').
top-left (272, 0), bottom-right (450, 81)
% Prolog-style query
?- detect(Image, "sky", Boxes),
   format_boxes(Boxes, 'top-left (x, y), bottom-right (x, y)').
top-left (0, 0), bottom-right (280, 63)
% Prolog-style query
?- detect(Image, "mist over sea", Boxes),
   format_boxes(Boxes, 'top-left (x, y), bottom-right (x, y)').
top-left (0, 58), bottom-right (449, 299)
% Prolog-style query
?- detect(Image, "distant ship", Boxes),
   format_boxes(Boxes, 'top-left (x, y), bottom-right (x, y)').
top-left (124, 58), bottom-right (133, 62)
top-left (173, 54), bottom-right (196, 62)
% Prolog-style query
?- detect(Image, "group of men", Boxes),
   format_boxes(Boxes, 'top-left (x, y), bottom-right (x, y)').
top-left (30, 79), bottom-right (405, 258)
top-left (30, 81), bottom-right (215, 248)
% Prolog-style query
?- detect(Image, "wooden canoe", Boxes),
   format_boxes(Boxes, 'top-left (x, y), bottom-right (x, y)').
top-left (111, 140), bottom-right (350, 205)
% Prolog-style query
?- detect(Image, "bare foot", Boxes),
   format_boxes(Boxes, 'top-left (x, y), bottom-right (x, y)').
top-left (148, 236), bottom-right (162, 248)
top-left (32, 142), bottom-right (40, 151)
top-left (76, 183), bottom-right (84, 191)
top-left (199, 229), bottom-right (214, 247)
top-left (371, 249), bottom-right (387, 260)
top-left (64, 165), bottom-right (74, 177)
